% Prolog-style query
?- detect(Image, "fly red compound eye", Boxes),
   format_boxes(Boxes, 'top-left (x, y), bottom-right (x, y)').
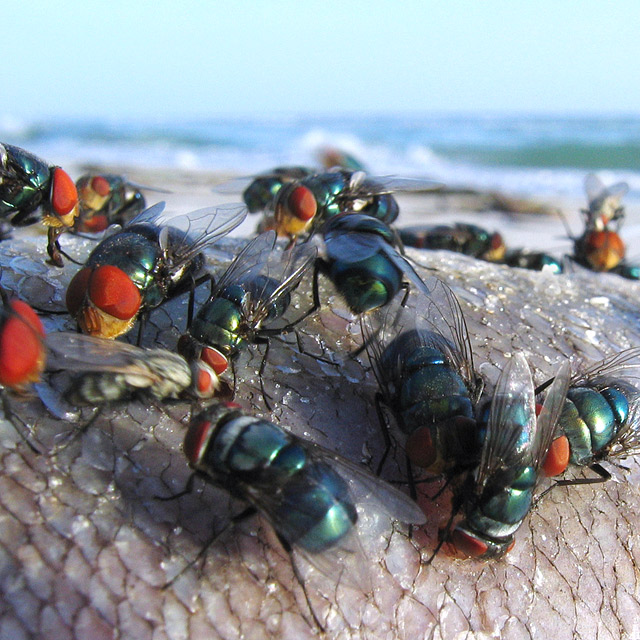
top-left (0, 302), bottom-right (45, 388)
top-left (51, 167), bottom-right (78, 216)
top-left (183, 420), bottom-right (213, 465)
top-left (491, 232), bottom-right (505, 251)
top-left (66, 267), bottom-right (93, 317)
top-left (405, 426), bottom-right (438, 469)
top-left (542, 435), bottom-right (570, 477)
top-left (90, 176), bottom-right (111, 197)
top-left (88, 265), bottom-right (141, 320)
top-left (449, 529), bottom-right (489, 558)
top-left (196, 367), bottom-right (214, 397)
top-left (10, 300), bottom-right (45, 338)
top-left (80, 214), bottom-right (109, 233)
top-left (201, 346), bottom-right (228, 375)
top-left (288, 185), bottom-right (317, 221)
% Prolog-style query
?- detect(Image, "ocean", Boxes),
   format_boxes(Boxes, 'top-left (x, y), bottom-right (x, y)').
top-left (2, 112), bottom-right (640, 202)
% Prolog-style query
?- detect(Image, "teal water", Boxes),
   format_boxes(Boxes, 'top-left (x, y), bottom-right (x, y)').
top-left (2, 112), bottom-right (639, 198)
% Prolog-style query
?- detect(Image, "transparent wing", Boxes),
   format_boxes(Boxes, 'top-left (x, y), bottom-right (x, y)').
top-left (584, 173), bottom-right (606, 203)
top-left (612, 397), bottom-right (640, 459)
top-left (45, 332), bottom-right (192, 399)
top-left (360, 296), bottom-right (408, 397)
top-left (249, 241), bottom-right (317, 324)
top-left (377, 242), bottom-right (434, 299)
top-left (124, 180), bottom-right (171, 195)
top-left (414, 277), bottom-right (481, 401)
top-left (304, 439), bottom-right (427, 525)
top-left (123, 201), bottom-right (166, 226)
top-left (324, 228), bottom-right (434, 300)
top-left (571, 347), bottom-right (640, 388)
top-left (46, 331), bottom-right (156, 376)
top-left (159, 203), bottom-right (248, 269)
top-left (239, 435), bottom-right (424, 590)
top-left (212, 175), bottom-right (255, 195)
top-left (475, 353), bottom-right (536, 492)
top-left (213, 167), bottom-right (314, 195)
top-left (532, 361), bottom-right (571, 471)
top-left (324, 230), bottom-right (384, 263)
top-left (605, 181), bottom-right (630, 201)
top-left (211, 231), bottom-right (278, 297)
top-left (211, 232), bottom-right (316, 328)
top-left (350, 175), bottom-right (444, 198)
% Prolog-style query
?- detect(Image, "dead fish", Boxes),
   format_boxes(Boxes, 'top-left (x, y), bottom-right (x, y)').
top-left (0, 228), bottom-right (639, 639)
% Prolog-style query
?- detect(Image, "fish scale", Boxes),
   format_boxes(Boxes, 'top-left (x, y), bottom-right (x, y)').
top-left (1, 230), bottom-right (640, 639)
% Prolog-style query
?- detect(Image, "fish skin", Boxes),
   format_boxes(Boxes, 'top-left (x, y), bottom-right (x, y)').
top-left (0, 232), bottom-right (640, 640)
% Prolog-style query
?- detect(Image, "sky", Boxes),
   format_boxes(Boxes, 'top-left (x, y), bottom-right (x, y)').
top-left (2, 1), bottom-right (639, 121)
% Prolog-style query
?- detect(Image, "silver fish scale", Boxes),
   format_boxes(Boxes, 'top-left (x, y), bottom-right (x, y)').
top-left (0, 230), bottom-right (640, 640)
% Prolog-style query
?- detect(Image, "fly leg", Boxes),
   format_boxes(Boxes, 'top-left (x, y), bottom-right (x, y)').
top-left (0, 392), bottom-right (44, 454)
top-left (186, 272), bottom-right (215, 329)
top-left (50, 405), bottom-right (105, 455)
top-left (374, 393), bottom-right (394, 476)
top-left (156, 475), bottom-right (258, 588)
top-left (425, 482), bottom-right (466, 565)
top-left (253, 336), bottom-right (274, 411)
top-left (278, 536), bottom-right (327, 634)
top-left (47, 227), bottom-right (82, 267)
top-left (136, 311), bottom-right (149, 346)
top-left (534, 463), bottom-right (611, 506)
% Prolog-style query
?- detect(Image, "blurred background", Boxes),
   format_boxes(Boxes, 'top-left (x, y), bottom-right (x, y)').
top-left (1, 0), bottom-right (638, 199)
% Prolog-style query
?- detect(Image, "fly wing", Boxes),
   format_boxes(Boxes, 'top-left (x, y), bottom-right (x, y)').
top-left (605, 181), bottom-right (630, 201)
top-left (571, 346), bottom-right (640, 388)
top-left (123, 180), bottom-right (171, 195)
top-left (45, 331), bottom-right (151, 374)
top-left (414, 277), bottom-right (481, 402)
top-left (360, 296), bottom-right (410, 396)
top-left (252, 241), bottom-right (317, 318)
top-left (532, 361), bottom-right (571, 472)
top-left (323, 228), bottom-right (383, 263)
top-left (214, 167), bottom-right (313, 195)
top-left (475, 353), bottom-right (536, 493)
top-left (584, 173), bottom-right (606, 204)
top-left (159, 203), bottom-right (248, 269)
top-left (304, 442), bottom-right (426, 525)
top-left (210, 231), bottom-right (277, 298)
top-left (346, 173), bottom-right (443, 197)
top-left (123, 201), bottom-right (166, 226)
top-left (376, 242), bottom-right (435, 299)
top-left (241, 435), bottom-right (424, 592)
top-left (611, 397), bottom-right (640, 459)
top-left (45, 332), bottom-right (192, 399)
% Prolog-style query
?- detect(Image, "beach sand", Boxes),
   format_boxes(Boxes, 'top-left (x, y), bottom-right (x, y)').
top-left (1, 166), bottom-right (640, 640)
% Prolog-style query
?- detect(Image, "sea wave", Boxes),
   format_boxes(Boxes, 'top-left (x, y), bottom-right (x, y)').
top-left (2, 113), bottom-right (640, 199)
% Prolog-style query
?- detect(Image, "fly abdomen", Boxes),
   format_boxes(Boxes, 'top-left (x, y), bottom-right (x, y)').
top-left (329, 253), bottom-right (402, 314)
top-left (561, 387), bottom-right (627, 465)
top-left (207, 415), bottom-right (357, 552)
top-left (274, 462), bottom-right (358, 553)
top-left (70, 372), bottom-right (131, 404)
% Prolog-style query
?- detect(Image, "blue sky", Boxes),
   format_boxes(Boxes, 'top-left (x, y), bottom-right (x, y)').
top-left (2, 1), bottom-right (638, 120)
